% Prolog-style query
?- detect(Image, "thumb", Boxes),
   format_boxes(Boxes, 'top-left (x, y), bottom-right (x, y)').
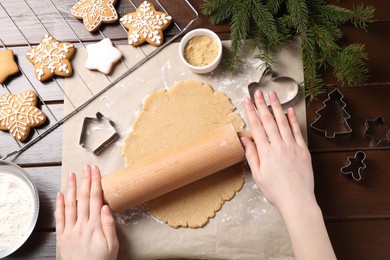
top-left (101, 205), bottom-right (119, 251)
top-left (241, 137), bottom-right (260, 176)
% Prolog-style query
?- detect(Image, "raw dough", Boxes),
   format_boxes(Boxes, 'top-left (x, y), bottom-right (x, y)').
top-left (122, 80), bottom-right (246, 228)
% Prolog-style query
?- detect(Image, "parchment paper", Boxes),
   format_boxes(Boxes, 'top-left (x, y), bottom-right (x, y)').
top-left (61, 40), bottom-right (306, 259)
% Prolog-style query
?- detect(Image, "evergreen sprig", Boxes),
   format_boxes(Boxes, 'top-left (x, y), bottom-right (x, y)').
top-left (202, 0), bottom-right (375, 100)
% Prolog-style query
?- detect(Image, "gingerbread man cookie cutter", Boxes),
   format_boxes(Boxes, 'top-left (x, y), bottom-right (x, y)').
top-left (340, 151), bottom-right (367, 182)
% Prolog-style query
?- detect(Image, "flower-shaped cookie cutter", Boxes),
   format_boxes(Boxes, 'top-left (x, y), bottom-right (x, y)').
top-left (340, 151), bottom-right (367, 182)
top-left (79, 112), bottom-right (119, 155)
top-left (248, 68), bottom-right (299, 106)
top-left (310, 88), bottom-right (352, 138)
top-left (363, 116), bottom-right (390, 145)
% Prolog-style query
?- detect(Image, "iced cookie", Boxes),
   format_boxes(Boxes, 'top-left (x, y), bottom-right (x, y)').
top-left (85, 38), bottom-right (122, 74)
top-left (26, 34), bottom-right (75, 82)
top-left (120, 1), bottom-right (172, 47)
top-left (71, 0), bottom-right (118, 32)
top-left (0, 49), bottom-right (19, 84)
top-left (0, 90), bottom-right (47, 142)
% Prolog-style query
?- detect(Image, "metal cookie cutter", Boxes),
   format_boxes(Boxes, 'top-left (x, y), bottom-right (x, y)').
top-left (248, 68), bottom-right (299, 106)
top-left (310, 88), bottom-right (352, 138)
top-left (340, 151), bottom-right (367, 182)
top-left (363, 116), bottom-right (390, 145)
top-left (79, 112), bottom-right (119, 155)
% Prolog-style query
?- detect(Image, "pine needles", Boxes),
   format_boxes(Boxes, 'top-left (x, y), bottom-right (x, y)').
top-left (202, 0), bottom-right (375, 100)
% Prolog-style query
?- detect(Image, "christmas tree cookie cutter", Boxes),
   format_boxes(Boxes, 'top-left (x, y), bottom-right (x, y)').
top-left (248, 68), bottom-right (299, 106)
top-left (79, 112), bottom-right (119, 155)
top-left (310, 88), bottom-right (352, 138)
top-left (340, 151), bottom-right (367, 182)
top-left (363, 116), bottom-right (390, 145)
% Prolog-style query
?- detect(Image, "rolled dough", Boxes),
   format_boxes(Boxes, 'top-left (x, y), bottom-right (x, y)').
top-left (122, 80), bottom-right (246, 228)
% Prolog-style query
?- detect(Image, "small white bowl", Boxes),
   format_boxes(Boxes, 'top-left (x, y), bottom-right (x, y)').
top-left (179, 28), bottom-right (222, 74)
top-left (0, 161), bottom-right (39, 258)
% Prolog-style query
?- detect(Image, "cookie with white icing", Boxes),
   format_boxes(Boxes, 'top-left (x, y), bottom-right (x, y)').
top-left (120, 1), bottom-right (172, 47)
top-left (26, 34), bottom-right (75, 82)
top-left (85, 38), bottom-right (122, 74)
top-left (0, 90), bottom-right (46, 142)
top-left (71, 0), bottom-right (118, 32)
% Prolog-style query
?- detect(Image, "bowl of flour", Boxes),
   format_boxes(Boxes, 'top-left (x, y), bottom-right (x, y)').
top-left (0, 160), bottom-right (39, 258)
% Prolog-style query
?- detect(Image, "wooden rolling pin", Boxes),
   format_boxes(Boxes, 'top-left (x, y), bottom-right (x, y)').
top-left (102, 124), bottom-right (251, 212)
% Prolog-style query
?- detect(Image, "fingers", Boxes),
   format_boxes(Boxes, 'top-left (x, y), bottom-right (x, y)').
top-left (253, 91), bottom-right (282, 144)
top-left (244, 96), bottom-right (269, 151)
top-left (101, 205), bottom-right (119, 252)
top-left (89, 165), bottom-right (104, 223)
top-left (77, 165), bottom-right (92, 224)
top-left (65, 172), bottom-right (77, 227)
top-left (241, 136), bottom-right (260, 176)
top-left (287, 107), bottom-right (306, 147)
top-left (55, 192), bottom-right (65, 237)
top-left (268, 92), bottom-right (294, 144)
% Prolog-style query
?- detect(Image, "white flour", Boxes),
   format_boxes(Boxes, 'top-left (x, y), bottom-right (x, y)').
top-left (0, 172), bottom-right (35, 252)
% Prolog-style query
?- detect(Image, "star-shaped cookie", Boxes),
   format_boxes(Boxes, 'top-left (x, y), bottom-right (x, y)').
top-left (26, 34), bottom-right (75, 82)
top-left (71, 0), bottom-right (118, 32)
top-left (0, 49), bottom-right (19, 84)
top-left (120, 1), bottom-right (172, 47)
top-left (85, 38), bottom-right (122, 74)
top-left (0, 90), bottom-right (46, 142)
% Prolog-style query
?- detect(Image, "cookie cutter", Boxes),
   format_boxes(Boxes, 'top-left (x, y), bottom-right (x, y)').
top-left (363, 116), bottom-right (390, 145)
top-left (79, 112), bottom-right (119, 155)
top-left (310, 88), bottom-right (352, 138)
top-left (340, 151), bottom-right (367, 182)
top-left (248, 68), bottom-right (299, 106)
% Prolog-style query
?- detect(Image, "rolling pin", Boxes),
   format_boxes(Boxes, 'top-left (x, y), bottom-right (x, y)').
top-left (102, 124), bottom-right (251, 212)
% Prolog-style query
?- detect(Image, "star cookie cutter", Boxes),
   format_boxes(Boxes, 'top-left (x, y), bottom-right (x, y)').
top-left (79, 112), bottom-right (119, 155)
top-left (340, 151), bottom-right (367, 182)
top-left (310, 88), bottom-right (352, 138)
top-left (248, 68), bottom-right (299, 106)
top-left (363, 116), bottom-right (390, 146)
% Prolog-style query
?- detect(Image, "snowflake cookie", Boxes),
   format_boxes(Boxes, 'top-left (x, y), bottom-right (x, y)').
top-left (71, 0), bottom-right (118, 32)
top-left (0, 50), bottom-right (19, 84)
top-left (26, 34), bottom-right (75, 82)
top-left (0, 90), bottom-right (47, 142)
top-left (120, 1), bottom-right (172, 47)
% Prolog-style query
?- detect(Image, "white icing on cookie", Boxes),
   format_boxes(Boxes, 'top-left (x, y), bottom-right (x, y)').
top-left (85, 38), bottom-right (122, 74)
top-left (120, 1), bottom-right (172, 46)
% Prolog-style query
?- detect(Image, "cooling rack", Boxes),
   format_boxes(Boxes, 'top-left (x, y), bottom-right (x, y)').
top-left (0, 0), bottom-right (198, 160)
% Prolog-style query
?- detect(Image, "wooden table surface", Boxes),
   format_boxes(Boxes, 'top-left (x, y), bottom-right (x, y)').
top-left (1, 0), bottom-right (389, 259)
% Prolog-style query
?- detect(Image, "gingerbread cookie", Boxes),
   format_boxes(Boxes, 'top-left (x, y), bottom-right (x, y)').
top-left (85, 38), bottom-right (122, 74)
top-left (71, 0), bottom-right (118, 32)
top-left (0, 49), bottom-right (19, 84)
top-left (120, 1), bottom-right (172, 47)
top-left (0, 90), bottom-right (46, 142)
top-left (26, 34), bottom-right (75, 82)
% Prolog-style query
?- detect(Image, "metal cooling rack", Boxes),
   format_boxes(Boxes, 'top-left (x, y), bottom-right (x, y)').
top-left (0, 0), bottom-right (198, 160)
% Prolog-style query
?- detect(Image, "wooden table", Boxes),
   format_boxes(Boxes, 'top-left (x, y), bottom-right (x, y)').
top-left (1, 0), bottom-right (389, 259)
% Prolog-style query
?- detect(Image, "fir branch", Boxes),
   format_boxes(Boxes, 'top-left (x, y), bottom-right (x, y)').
top-left (201, 0), bottom-right (375, 99)
top-left (331, 43), bottom-right (369, 86)
top-left (351, 4), bottom-right (375, 30)
top-left (286, 0), bottom-right (309, 32)
top-left (266, 0), bottom-right (284, 16)
top-left (202, 0), bottom-right (236, 24)
top-left (223, 1), bottom-right (252, 73)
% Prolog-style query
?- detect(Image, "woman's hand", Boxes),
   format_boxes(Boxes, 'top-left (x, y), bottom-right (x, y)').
top-left (55, 165), bottom-right (119, 260)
